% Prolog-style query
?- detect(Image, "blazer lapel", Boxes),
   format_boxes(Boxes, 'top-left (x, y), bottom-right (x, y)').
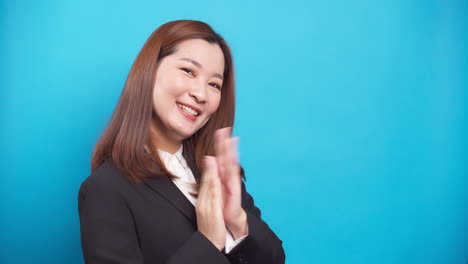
top-left (143, 175), bottom-right (196, 224)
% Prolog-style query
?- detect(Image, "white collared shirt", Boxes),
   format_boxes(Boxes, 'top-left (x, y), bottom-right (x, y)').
top-left (156, 144), bottom-right (248, 253)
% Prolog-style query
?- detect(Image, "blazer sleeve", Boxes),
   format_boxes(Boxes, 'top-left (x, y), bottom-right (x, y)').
top-left (78, 174), bottom-right (230, 264)
top-left (224, 180), bottom-right (286, 264)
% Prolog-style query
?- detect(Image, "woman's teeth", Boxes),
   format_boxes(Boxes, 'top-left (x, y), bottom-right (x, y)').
top-left (177, 103), bottom-right (199, 116)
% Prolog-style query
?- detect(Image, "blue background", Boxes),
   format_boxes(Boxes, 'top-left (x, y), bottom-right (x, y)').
top-left (1, 0), bottom-right (467, 263)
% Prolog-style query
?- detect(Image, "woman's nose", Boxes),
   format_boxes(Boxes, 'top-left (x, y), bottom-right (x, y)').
top-left (188, 81), bottom-right (207, 103)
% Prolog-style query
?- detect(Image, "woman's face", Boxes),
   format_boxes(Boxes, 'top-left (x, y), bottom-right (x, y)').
top-left (151, 39), bottom-right (225, 145)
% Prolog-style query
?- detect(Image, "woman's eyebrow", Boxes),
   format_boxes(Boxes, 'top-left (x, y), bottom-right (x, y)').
top-left (178, 57), bottom-right (224, 81)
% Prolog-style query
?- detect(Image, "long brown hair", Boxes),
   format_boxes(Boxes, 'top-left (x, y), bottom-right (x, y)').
top-left (91, 20), bottom-right (244, 186)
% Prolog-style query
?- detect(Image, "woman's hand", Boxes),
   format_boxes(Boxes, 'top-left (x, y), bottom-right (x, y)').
top-left (214, 127), bottom-right (248, 240)
top-left (196, 156), bottom-right (226, 251)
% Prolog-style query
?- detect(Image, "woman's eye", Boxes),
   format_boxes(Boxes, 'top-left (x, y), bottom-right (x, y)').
top-left (181, 68), bottom-right (194, 75)
top-left (210, 83), bottom-right (221, 90)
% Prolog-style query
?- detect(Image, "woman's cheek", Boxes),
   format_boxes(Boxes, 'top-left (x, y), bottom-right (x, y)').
top-left (172, 76), bottom-right (190, 94)
top-left (210, 94), bottom-right (222, 113)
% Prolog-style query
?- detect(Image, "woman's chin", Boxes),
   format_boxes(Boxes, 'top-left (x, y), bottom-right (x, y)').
top-left (173, 127), bottom-right (197, 140)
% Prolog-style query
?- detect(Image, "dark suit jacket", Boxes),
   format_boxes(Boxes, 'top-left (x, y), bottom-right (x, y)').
top-left (78, 158), bottom-right (285, 264)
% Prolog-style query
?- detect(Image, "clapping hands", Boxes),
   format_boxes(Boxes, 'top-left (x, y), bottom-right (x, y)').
top-left (195, 127), bottom-right (248, 251)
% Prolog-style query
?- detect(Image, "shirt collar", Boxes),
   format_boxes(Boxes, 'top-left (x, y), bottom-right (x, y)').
top-left (157, 144), bottom-right (184, 161)
top-left (143, 144), bottom-right (185, 166)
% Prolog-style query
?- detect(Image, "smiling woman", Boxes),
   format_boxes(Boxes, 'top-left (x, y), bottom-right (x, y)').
top-left (78, 20), bottom-right (285, 264)
top-left (151, 39), bottom-right (224, 152)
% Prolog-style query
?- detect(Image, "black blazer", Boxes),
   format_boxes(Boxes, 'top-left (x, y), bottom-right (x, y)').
top-left (78, 158), bottom-right (285, 264)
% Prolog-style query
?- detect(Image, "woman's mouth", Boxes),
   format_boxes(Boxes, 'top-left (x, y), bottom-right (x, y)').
top-left (176, 103), bottom-right (200, 120)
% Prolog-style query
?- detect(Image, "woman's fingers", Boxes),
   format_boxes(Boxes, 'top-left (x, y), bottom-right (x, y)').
top-left (201, 156), bottom-right (218, 185)
top-left (196, 156), bottom-right (226, 251)
top-left (214, 127), bottom-right (231, 154)
top-left (214, 127), bottom-right (240, 182)
top-left (214, 127), bottom-right (231, 178)
top-left (222, 137), bottom-right (239, 173)
top-left (228, 136), bottom-right (240, 166)
top-left (211, 128), bottom-right (244, 231)
top-left (224, 137), bottom-right (241, 197)
top-left (200, 156), bottom-right (223, 202)
top-left (213, 128), bottom-right (242, 200)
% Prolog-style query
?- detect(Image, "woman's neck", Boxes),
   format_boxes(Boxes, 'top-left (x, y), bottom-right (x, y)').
top-left (157, 141), bottom-right (182, 154)
top-left (149, 124), bottom-right (182, 154)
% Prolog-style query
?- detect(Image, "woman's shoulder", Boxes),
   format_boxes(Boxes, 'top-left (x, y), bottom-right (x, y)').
top-left (78, 159), bottom-right (129, 198)
top-left (77, 159), bottom-right (138, 219)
